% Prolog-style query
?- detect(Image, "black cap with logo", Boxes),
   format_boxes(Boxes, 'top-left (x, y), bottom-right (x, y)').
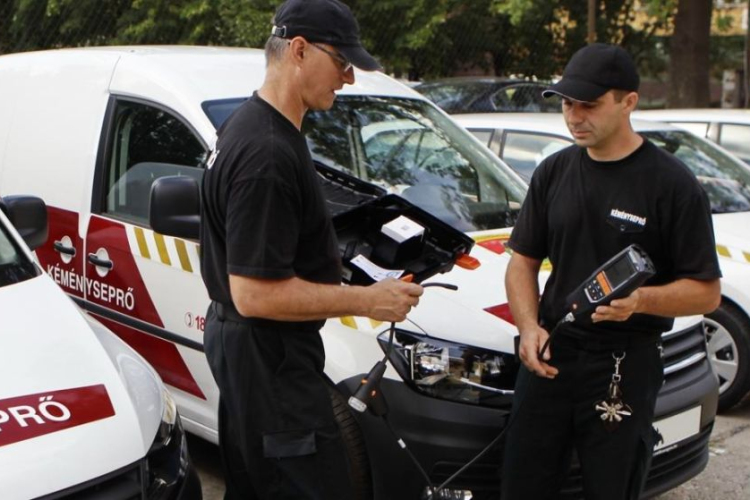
top-left (271, 0), bottom-right (382, 71)
top-left (542, 43), bottom-right (639, 102)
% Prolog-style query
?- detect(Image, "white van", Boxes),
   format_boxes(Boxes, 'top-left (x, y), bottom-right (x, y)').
top-left (0, 195), bottom-right (200, 499)
top-left (0, 46), bottom-right (718, 500)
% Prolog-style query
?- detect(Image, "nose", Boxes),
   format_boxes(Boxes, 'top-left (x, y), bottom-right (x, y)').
top-left (566, 103), bottom-right (585, 124)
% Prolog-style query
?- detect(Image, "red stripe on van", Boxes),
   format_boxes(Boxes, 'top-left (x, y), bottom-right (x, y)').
top-left (0, 385), bottom-right (115, 447)
top-left (92, 314), bottom-right (207, 400)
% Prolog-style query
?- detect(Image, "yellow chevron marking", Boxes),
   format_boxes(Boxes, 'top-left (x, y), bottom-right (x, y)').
top-left (716, 245), bottom-right (731, 258)
top-left (175, 239), bottom-right (194, 273)
top-left (134, 227), bottom-right (151, 259)
top-left (369, 319), bottom-right (383, 329)
top-left (744, 251), bottom-right (750, 263)
top-left (154, 233), bottom-right (172, 266)
top-left (340, 316), bottom-right (357, 329)
top-left (473, 233), bottom-right (511, 243)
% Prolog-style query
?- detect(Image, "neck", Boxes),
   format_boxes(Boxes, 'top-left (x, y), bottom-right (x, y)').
top-left (257, 66), bottom-right (307, 130)
top-left (587, 129), bottom-right (643, 162)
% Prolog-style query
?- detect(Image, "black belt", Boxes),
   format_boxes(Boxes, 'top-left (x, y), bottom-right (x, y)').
top-left (556, 325), bottom-right (661, 352)
top-left (211, 301), bottom-right (322, 332)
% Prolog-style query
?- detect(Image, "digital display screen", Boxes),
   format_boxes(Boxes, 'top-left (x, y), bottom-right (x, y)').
top-left (605, 257), bottom-right (635, 289)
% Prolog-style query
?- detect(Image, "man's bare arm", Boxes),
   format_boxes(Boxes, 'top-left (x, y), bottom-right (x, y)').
top-left (229, 274), bottom-right (423, 323)
top-left (592, 278), bottom-right (721, 323)
top-left (506, 252), bottom-right (559, 378)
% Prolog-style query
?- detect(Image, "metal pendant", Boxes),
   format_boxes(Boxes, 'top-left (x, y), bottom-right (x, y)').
top-left (594, 352), bottom-right (632, 431)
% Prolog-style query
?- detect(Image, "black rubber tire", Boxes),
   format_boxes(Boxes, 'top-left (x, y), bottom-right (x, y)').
top-left (705, 302), bottom-right (750, 412)
top-left (330, 386), bottom-right (374, 500)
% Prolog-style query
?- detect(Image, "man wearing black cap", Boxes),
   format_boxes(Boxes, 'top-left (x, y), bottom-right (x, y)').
top-left (199, 0), bottom-right (423, 498)
top-left (501, 43), bottom-right (721, 499)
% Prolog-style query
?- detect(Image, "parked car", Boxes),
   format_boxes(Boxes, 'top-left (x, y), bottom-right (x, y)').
top-left (414, 77), bottom-right (559, 114)
top-left (0, 195), bottom-right (200, 500)
top-left (634, 109), bottom-right (750, 165)
top-left (0, 47), bottom-right (717, 500)
top-left (455, 112), bottom-right (750, 412)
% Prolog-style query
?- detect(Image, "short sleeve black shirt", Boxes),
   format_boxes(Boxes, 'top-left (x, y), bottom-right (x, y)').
top-left (508, 139), bottom-right (721, 338)
top-left (200, 93), bottom-right (342, 330)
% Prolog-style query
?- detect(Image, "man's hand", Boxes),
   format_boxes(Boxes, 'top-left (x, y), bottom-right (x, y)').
top-left (365, 278), bottom-right (424, 322)
top-left (518, 325), bottom-right (559, 379)
top-left (591, 289), bottom-right (642, 323)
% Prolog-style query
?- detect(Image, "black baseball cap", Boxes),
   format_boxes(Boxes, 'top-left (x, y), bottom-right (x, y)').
top-left (542, 43), bottom-right (639, 102)
top-left (271, 0), bottom-right (382, 71)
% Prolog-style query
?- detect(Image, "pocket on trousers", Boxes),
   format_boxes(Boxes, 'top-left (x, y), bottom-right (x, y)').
top-left (263, 429), bottom-right (317, 459)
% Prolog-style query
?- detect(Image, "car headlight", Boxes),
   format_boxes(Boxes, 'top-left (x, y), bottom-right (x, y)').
top-left (378, 330), bottom-right (519, 408)
top-left (145, 389), bottom-right (189, 499)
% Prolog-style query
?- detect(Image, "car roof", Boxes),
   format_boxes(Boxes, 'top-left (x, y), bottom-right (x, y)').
top-left (634, 108), bottom-right (750, 123)
top-left (415, 76), bottom-right (543, 89)
top-left (452, 112), bottom-right (677, 136)
top-left (0, 45), bottom-right (426, 103)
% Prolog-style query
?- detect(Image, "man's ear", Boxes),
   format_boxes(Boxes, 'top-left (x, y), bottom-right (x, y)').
top-left (288, 37), bottom-right (307, 66)
top-left (624, 91), bottom-right (639, 112)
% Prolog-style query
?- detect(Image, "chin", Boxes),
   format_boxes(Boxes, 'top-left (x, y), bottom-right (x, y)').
top-left (310, 96), bottom-right (336, 112)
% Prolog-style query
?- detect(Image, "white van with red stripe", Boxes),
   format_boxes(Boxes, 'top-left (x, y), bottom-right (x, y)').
top-left (0, 196), bottom-right (200, 499)
top-left (0, 47), bottom-right (718, 500)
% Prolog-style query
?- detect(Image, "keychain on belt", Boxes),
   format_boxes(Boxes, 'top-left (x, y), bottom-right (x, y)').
top-left (595, 351), bottom-right (633, 431)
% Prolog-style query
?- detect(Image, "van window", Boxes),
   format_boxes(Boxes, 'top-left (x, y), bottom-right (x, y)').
top-left (719, 124), bottom-right (750, 161)
top-left (501, 131), bottom-right (571, 182)
top-left (643, 130), bottom-right (750, 214)
top-left (203, 95), bottom-right (527, 232)
top-left (303, 97), bottom-right (526, 232)
top-left (104, 100), bottom-right (206, 225)
top-left (0, 221), bottom-right (38, 287)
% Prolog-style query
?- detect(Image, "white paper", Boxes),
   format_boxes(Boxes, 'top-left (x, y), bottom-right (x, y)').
top-left (350, 254), bottom-right (404, 281)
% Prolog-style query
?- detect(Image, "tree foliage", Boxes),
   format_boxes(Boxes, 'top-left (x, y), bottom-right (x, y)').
top-left (0, 0), bottom-right (733, 107)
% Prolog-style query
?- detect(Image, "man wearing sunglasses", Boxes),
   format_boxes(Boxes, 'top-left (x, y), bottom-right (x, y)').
top-left (199, 0), bottom-right (424, 499)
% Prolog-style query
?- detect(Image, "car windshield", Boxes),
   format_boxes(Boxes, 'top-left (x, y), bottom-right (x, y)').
top-left (204, 96), bottom-right (526, 232)
top-left (642, 130), bottom-right (750, 214)
top-left (0, 218), bottom-right (38, 288)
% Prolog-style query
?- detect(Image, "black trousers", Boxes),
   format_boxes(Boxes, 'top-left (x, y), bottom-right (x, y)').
top-left (501, 332), bottom-right (664, 500)
top-left (203, 304), bottom-right (354, 500)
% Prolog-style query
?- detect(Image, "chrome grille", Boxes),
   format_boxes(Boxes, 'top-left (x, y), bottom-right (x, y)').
top-left (661, 321), bottom-right (710, 390)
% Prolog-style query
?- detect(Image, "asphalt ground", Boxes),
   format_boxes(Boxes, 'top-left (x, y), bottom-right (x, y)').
top-left (189, 396), bottom-right (750, 499)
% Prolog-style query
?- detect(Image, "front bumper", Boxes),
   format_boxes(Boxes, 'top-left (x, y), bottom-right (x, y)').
top-left (341, 321), bottom-right (718, 499)
top-left (37, 423), bottom-right (202, 500)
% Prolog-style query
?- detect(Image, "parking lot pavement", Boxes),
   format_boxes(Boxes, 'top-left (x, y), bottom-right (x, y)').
top-left (191, 398), bottom-right (750, 500)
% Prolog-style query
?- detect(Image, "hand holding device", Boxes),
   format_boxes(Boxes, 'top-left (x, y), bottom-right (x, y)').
top-left (538, 244), bottom-right (656, 359)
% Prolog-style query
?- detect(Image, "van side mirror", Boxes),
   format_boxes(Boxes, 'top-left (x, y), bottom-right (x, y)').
top-left (149, 176), bottom-right (200, 240)
top-left (0, 195), bottom-right (49, 250)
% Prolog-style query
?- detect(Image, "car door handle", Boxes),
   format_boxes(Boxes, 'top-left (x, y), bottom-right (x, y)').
top-left (53, 240), bottom-right (76, 256)
top-left (87, 253), bottom-right (113, 269)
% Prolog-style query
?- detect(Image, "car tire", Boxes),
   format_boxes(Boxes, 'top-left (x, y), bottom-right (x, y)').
top-left (705, 302), bottom-right (750, 412)
top-left (330, 386), bottom-right (374, 500)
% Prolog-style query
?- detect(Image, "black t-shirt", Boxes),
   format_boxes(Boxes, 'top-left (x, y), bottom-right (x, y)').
top-left (200, 93), bottom-right (342, 331)
top-left (509, 139), bottom-right (721, 339)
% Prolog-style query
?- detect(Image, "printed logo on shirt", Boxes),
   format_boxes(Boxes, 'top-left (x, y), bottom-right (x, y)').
top-left (607, 208), bottom-right (646, 233)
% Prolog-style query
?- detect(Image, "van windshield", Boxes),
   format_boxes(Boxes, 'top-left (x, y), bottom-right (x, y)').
top-left (203, 96), bottom-right (526, 232)
top-left (0, 220), bottom-right (38, 288)
top-left (642, 130), bottom-right (750, 214)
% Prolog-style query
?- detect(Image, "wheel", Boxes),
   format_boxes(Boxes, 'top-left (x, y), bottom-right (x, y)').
top-left (330, 386), bottom-right (374, 500)
top-left (704, 302), bottom-right (750, 412)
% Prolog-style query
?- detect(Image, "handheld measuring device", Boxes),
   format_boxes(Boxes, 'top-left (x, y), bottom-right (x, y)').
top-left (539, 244), bottom-right (655, 358)
top-left (565, 244), bottom-right (655, 319)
